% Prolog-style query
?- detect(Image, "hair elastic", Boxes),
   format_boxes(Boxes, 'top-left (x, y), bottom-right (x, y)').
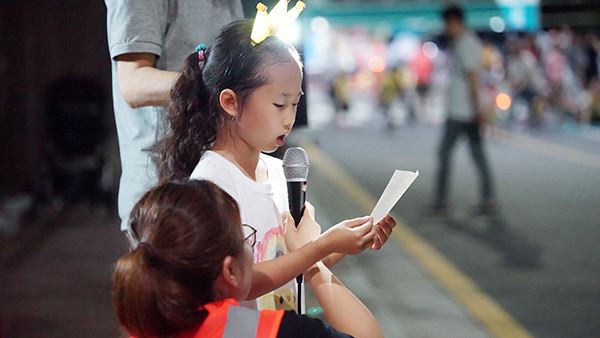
top-left (137, 242), bottom-right (157, 260)
top-left (195, 43), bottom-right (207, 63)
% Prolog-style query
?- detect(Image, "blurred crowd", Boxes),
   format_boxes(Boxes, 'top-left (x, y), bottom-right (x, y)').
top-left (324, 26), bottom-right (600, 129)
top-left (480, 27), bottom-right (600, 128)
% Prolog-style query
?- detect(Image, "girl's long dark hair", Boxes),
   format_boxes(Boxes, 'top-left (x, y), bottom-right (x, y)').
top-left (112, 180), bottom-right (243, 338)
top-left (157, 20), bottom-right (300, 183)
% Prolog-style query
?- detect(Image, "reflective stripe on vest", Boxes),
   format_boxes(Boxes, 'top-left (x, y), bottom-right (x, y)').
top-left (190, 298), bottom-right (284, 338)
top-left (223, 305), bottom-right (259, 338)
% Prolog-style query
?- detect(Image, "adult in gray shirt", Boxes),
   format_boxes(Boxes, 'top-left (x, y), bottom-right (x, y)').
top-left (105, 0), bottom-right (243, 235)
top-left (433, 5), bottom-right (496, 215)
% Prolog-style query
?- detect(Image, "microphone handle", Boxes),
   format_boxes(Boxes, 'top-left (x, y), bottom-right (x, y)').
top-left (287, 181), bottom-right (306, 227)
top-left (287, 180), bottom-right (307, 314)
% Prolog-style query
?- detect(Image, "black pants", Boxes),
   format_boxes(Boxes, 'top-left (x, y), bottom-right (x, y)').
top-left (435, 119), bottom-right (494, 204)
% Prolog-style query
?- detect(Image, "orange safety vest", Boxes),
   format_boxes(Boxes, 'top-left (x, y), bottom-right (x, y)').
top-left (182, 298), bottom-right (285, 338)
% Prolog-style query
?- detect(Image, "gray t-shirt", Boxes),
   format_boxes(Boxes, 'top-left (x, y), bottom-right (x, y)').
top-left (447, 31), bottom-right (482, 122)
top-left (105, 0), bottom-right (243, 230)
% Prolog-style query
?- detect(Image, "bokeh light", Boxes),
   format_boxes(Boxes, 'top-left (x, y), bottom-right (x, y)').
top-left (422, 41), bottom-right (439, 59)
top-left (496, 92), bottom-right (512, 110)
top-left (368, 56), bottom-right (386, 73)
top-left (489, 16), bottom-right (506, 33)
top-left (310, 16), bottom-right (329, 34)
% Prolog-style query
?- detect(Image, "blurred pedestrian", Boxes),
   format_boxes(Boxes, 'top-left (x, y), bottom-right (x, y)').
top-left (378, 67), bottom-right (401, 129)
top-left (505, 36), bottom-right (544, 128)
top-left (544, 32), bottom-right (569, 113)
top-left (104, 0), bottom-right (243, 240)
top-left (479, 38), bottom-right (503, 129)
top-left (410, 41), bottom-right (434, 121)
top-left (329, 72), bottom-right (351, 127)
top-left (432, 5), bottom-right (496, 215)
top-left (584, 33), bottom-right (600, 87)
top-left (584, 78), bottom-right (600, 125)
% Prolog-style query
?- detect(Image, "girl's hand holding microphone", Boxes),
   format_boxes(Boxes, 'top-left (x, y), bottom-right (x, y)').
top-left (282, 202), bottom-right (320, 252)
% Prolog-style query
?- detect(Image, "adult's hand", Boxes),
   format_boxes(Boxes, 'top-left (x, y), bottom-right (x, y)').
top-left (370, 214), bottom-right (397, 250)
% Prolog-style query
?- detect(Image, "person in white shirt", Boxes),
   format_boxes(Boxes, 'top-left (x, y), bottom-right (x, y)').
top-left (433, 5), bottom-right (496, 216)
top-left (104, 0), bottom-right (243, 234)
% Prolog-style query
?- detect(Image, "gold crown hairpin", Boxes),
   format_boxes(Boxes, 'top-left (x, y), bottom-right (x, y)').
top-left (251, 0), bottom-right (306, 45)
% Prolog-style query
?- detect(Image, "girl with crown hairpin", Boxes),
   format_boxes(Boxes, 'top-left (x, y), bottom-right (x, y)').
top-left (154, 0), bottom-right (395, 316)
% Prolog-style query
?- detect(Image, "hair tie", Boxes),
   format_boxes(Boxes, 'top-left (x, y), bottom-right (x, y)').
top-left (195, 43), bottom-right (207, 63)
top-left (137, 242), bottom-right (157, 260)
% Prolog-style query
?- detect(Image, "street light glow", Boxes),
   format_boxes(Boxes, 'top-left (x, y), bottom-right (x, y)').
top-left (490, 16), bottom-right (506, 33)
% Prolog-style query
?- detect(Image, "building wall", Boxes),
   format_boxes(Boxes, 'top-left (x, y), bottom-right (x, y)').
top-left (0, 1), bottom-right (112, 195)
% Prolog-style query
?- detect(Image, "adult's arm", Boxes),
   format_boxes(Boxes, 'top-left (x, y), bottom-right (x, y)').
top-left (305, 262), bottom-right (383, 338)
top-left (248, 238), bottom-right (328, 300)
top-left (105, 0), bottom-right (175, 108)
top-left (115, 53), bottom-right (178, 108)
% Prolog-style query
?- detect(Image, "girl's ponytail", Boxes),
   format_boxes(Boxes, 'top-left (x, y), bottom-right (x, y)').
top-left (157, 52), bottom-right (219, 183)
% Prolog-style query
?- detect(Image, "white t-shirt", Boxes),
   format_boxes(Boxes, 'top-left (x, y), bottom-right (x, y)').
top-left (190, 151), bottom-right (297, 311)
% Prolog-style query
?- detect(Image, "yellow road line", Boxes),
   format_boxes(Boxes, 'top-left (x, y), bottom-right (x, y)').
top-left (494, 128), bottom-right (600, 170)
top-left (303, 142), bottom-right (533, 338)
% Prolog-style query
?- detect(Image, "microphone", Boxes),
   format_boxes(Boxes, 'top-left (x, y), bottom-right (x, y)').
top-left (282, 146), bottom-right (310, 314)
top-left (282, 147), bottom-right (310, 227)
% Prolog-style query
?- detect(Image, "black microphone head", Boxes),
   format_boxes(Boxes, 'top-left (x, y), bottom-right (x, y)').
top-left (282, 147), bottom-right (309, 182)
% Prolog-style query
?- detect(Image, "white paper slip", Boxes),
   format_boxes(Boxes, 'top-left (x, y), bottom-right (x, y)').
top-left (370, 170), bottom-right (419, 224)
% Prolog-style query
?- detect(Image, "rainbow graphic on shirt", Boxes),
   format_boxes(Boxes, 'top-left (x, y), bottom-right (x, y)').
top-left (255, 225), bottom-right (297, 311)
